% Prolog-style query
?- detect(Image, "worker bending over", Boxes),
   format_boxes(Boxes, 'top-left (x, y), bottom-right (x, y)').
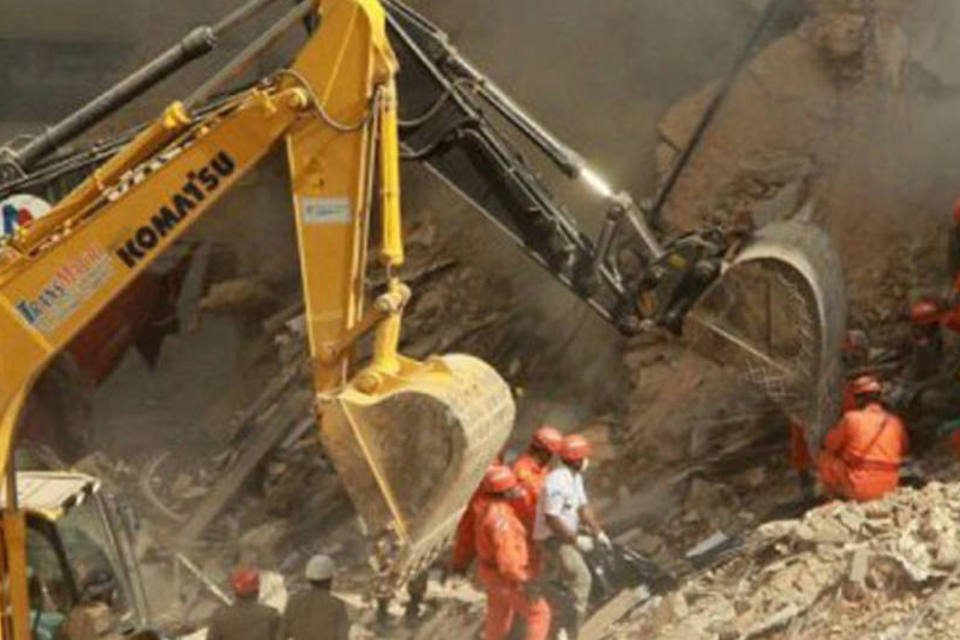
top-left (513, 426), bottom-right (563, 527)
top-left (476, 465), bottom-right (551, 640)
top-left (818, 375), bottom-right (909, 502)
top-left (533, 434), bottom-right (609, 637)
top-left (207, 568), bottom-right (281, 640)
top-left (279, 555), bottom-right (350, 640)
top-left (451, 459), bottom-right (505, 576)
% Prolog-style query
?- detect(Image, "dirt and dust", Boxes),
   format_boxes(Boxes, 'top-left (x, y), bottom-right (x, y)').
top-left (9, 0), bottom-right (960, 638)
top-left (610, 456), bottom-right (960, 640)
top-left (656, 0), bottom-right (960, 325)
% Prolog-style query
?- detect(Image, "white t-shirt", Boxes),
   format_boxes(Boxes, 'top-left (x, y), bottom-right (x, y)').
top-left (533, 466), bottom-right (588, 541)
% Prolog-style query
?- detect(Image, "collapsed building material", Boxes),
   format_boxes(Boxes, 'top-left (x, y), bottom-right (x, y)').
top-left (175, 389), bottom-right (313, 544)
top-left (610, 476), bottom-right (960, 639)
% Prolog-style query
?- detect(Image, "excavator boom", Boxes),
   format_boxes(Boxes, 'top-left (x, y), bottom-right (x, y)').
top-left (0, 0), bottom-right (848, 636)
top-left (0, 1), bottom-right (515, 635)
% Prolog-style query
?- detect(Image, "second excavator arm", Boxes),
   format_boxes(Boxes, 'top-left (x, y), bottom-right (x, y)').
top-left (383, 0), bottom-right (729, 334)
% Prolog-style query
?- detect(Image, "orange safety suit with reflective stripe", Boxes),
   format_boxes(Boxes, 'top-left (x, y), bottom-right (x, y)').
top-left (451, 488), bottom-right (491, 573)
top-left (789, 381), bottom-right (859, 472)
top-left (475, 500), bottom-right (551, 640)
top-left (818, 403), bottom-right (908, 502)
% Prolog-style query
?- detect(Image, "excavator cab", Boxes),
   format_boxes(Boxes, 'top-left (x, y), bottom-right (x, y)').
top-left (9, 471), bottom-right (153, 638)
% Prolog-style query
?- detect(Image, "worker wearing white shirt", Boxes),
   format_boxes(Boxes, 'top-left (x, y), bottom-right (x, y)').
top-left (533, 434), bottom-right (609, 637)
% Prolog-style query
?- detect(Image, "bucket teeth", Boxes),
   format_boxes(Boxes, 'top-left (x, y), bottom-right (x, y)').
top-left (322, 353), bottom-right (514, 587)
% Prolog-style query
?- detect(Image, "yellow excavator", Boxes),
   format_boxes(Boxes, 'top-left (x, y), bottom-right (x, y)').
top-left (0, 0), bottom-right (846, 636)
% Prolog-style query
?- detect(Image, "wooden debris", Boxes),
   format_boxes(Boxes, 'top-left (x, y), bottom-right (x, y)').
top-left (175, 552), bottom-right (232, 605)
top-left (581, 586), bottom-right (651, 640)
top-left (174, 390), bottom-right (312, 545)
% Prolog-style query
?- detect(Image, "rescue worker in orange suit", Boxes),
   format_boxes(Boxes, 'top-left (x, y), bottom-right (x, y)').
top-left (788, 331), bottom-right (866, 498)
top-left (451, 456), bottom-right (507, 576)
top-left (475, 465), bottom-right (551, 640)
top-left (206, 568), bottom-right (281, 640)
top-left (818, 375), bottom-right (909, 502)
top-left (513, 426), bottom-right (564, 528)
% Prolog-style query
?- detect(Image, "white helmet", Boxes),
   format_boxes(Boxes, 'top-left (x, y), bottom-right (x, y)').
top-left (305, 554), bottom-right (336, 582)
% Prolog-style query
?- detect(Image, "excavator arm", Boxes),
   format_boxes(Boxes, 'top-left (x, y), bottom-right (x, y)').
top-left (383, 0), bottom-right (845, 448)
top-left (0, 1), bottom-right (514, 635)
top-left (384, 0), bottom-right (726, 334)
top-left (0, 0), bottom-right (847, 634)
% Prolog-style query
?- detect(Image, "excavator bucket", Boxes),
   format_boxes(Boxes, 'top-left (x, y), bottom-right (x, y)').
top-left (321, 353), bottom-right (513, 584)
top-left (684, 221), bottom-right (847, 451)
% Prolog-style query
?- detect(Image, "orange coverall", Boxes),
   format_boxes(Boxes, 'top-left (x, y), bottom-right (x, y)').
top-left (475, 500), bottom-right (551, 640)
top-left (818, 403), bottom-right (908, 502)
top-left (451, 487), bottom-right (491, 573)
top-left (512, 453), bottom-right (549, 529)
top-left (452, 483), bottom-right (529, 572)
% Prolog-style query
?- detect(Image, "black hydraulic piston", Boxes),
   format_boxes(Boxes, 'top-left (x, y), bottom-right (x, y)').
top-left (14, 0), bottom-right (289, 171)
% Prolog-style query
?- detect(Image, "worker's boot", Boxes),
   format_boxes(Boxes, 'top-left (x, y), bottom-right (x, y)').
top-left (405, 570), bottom-right (428, 623)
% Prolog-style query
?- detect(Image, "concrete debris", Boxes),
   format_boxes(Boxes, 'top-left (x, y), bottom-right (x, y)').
top-left (199, 277), bottom-right (275, 314)
top-left (610, 481), bottom-right (960, 639)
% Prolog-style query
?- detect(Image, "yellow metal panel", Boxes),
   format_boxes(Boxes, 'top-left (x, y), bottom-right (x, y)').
top-left (2, 510), bottom-right (28, 640)
top-left (0, 90), bottom-right (304, 473)
top-left (286, 0), bottom-right (396, 390)
top-left (0, 89), bottom-right (305, 635)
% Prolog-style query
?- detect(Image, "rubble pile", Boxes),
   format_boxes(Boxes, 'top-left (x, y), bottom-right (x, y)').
top-left (69, 217), bottom-right (523, 632)
top-left (612, 476), bottom-right (960, 639)
top-left (656, 0), bottom-right (948, 328)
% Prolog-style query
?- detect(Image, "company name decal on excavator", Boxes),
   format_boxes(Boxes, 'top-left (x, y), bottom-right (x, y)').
top-left (115, 151), bottom-right (237, 269)
top-left (15, 245), bottom-right (116, 335)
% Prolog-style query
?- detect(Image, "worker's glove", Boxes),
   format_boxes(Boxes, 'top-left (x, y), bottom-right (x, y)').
top-left (575, 535), bottom-right (596, 553)
top-left (597, 531), bottom-right (613, 549)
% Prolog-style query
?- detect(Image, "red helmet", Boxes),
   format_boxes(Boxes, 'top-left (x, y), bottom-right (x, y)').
top-left (560, 435), bottom-right (591, 463)
top-left (953, 197), bottom-right (960, 226)
top-left (230, 568), bottom-right (260, 598)
top-left (849, 375), bottom-right (882, 397)
top-left (910, 299), bottom-right (941, 326)
top-left (532, 426), bottom-right (564, 454)
top-left (482, 465), bottom-right (518, 494)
